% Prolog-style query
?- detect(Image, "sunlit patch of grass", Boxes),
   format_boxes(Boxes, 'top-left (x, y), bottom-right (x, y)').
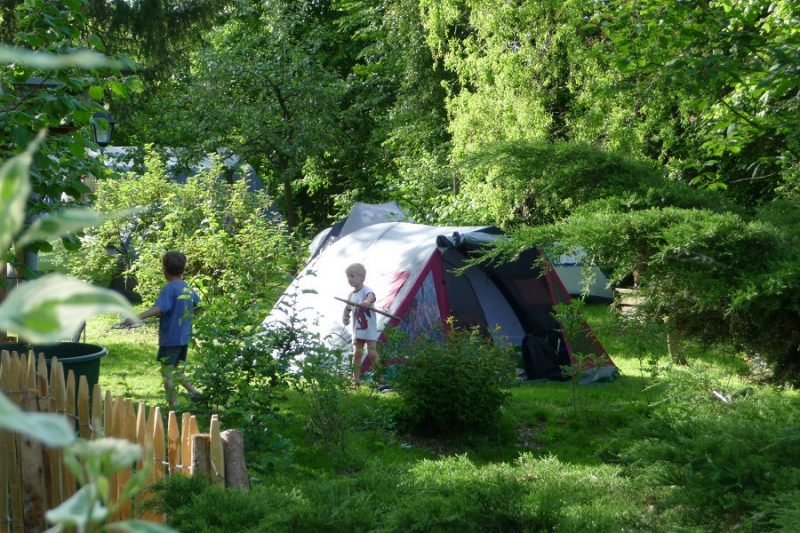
top-left (85, 312), bottom-right (162, 403)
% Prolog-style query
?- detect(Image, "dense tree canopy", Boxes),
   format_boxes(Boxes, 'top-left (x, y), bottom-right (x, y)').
top-left (10, 0), bottom-right (799, 378)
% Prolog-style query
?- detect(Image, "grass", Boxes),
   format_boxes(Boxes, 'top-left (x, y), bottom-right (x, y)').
top-left (87, 305), bottom-right (800, 531)
top-left (87, 311), bottom-right (164, 405)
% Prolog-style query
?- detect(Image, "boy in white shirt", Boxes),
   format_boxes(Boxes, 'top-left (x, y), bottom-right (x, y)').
top-left (341, 263), bottom-right (379, 387)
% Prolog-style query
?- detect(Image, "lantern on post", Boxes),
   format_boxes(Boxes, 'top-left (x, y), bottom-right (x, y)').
top-left (90, 111), bottom-right (116, 148)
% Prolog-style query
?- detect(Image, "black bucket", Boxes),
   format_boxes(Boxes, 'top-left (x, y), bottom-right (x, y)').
top-left (0, 342), bottom-right (108, 392)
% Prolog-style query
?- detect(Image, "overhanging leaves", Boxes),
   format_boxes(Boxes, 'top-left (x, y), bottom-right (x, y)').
top-left (0, 45), bottom-right (123, 70)
top-left (0, 392), bottom-right (76, 447)
top-left (0, 274), bottom-right (135, 343)
top-left (0, 132), bottom-right (44, 255)
top-left (16, 208), bottom-right (139, 249)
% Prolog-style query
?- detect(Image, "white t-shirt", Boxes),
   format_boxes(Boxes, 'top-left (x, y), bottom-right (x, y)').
top-left (346, 285), bottom-right (378, 341)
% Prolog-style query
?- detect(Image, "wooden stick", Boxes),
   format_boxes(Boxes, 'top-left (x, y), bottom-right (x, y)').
top-left (334, 296), bottom-right (401, 321)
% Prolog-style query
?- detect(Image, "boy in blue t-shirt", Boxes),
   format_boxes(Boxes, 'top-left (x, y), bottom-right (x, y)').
top-left (124, 251), bottom-right (202, 409)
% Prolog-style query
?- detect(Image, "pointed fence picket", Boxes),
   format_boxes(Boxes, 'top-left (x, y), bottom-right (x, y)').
top-left (0, 349), bottom-right (239, 533)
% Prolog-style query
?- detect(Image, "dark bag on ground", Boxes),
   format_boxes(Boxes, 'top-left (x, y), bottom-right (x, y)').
top-left (522, 333), bottom-right (569, 380)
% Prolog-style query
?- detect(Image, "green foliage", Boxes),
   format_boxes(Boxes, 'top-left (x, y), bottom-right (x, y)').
top-left (417, 0), bottom-right (800, 205)
top-left (102, 304), bottom-right (800, 532)
top-left (0, 72), bottom-right (161, 530)
top-left (0, 0), bottom-right (139, 226)
top-left (442, 140), bottom-right (717, 227)
top-left (387, 325), bottom-right (516, 436)
top-left (53, 149), bottom-right (176, 288)
top-left (188, 261), bottom-right (305, 439)
top-left (292, 340), bottom-right (353, 460)
top-left (152, 453), bottom-right (656, 532)
top-left (127, 1), bottom-right (359, 229)
top-left (551, 300), bottom-right (616, 414)
top-left (489, 199), bottom-right (800, 380)
top-left (0, 128), bottom-right (135, 344)
top-left (383, 454), bottom-right (653, 532)
top-left (150, 475), bottom-right (267, 533)
top-left (599, 0), bottom-right (800, 202)
top-left (54, 149), bottom-right (304, 410)
top-left (126, 152), bottom-right (297, 305)
top-left (190, 334), bottom-right (288, 440)
top-left (621, 366), bottom-right (800, 530)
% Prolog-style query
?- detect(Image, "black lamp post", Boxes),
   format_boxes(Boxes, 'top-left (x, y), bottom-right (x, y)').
top-left (91, 111), bottom-right (116, 148)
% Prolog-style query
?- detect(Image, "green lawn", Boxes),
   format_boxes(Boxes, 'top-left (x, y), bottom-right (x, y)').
top-left (86, 305), bottom-right (800, 531)
top-left (87, 312), bottom-right (163, 405)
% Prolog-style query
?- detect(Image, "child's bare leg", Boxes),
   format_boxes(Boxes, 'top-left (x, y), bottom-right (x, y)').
top-left (352, 339), bottom-right (365, 386)
top-left (174, 367), bottom-right (199, 395)
top-left (365, 341), bottom-right (382, 384)
top-left (161, 365), bottom-right (178, 409)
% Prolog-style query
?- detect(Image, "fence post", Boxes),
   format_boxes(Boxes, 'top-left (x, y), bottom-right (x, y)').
top-left (190, 434), bottom-right (211, 479)
top-left (136, 402), bottom-right (147, 472)
top-left (180, 413), bottom-right (192, 476)
top-left (49, 360), bottom-right (67, 507)
top-left (18, 353), bottom-right (47, 531)
top-left (167, 412), bottom-right (179, 476)
top-left (151, 406), bottom-right (166, 484)
top-left (61, 371), bottom-right (77, 499)
top-left (116, 398), bottom-right (136, 520)
top-left (209, 415), bottom-right (224, 487)
top-left (91, 384), bottom-right (102, 440)
top-left (221, 429), bottom-right (249, 492)
top-left (78, 377), bottom-right (90, 439)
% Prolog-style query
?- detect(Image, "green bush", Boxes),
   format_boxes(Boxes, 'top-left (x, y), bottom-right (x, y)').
top-left (440, 140), bottom-right (719, 227)
top-left (151, 455), bottom-right (655, 532)
top-left (52, 149), bottom-right (175, 288)
top-left (55, 147), bottom-right (308, 435)
top-left (150, 475), bottom-right (268, 532)
top-left (387, 326), bottom-right (516, 437)
top-left (620, 366), bottom-right (800, 530)
top-left (382, 454), bottom-right (655, 532)
top-left (190, 330), bottom-right (288, 439)
top-left (491, 201), bottom-right (800, 382)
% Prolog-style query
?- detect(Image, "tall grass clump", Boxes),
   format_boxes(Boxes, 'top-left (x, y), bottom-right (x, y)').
top-left (386, 325), bottom-right (516, 437)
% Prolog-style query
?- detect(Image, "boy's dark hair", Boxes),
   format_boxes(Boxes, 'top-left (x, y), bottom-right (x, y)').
top-left (163, 251), bottom-right (187, 276)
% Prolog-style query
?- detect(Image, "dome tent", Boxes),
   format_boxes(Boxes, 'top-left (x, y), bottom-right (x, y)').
top-left (265, 221), bottom-right (617, 383)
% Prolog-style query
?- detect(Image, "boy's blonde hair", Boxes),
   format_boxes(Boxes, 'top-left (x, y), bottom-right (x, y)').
top-left (345, 263), bottom-right (367, 276)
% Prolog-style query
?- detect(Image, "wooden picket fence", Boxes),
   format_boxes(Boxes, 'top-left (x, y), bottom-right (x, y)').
top-left (0, 348), bottom-right (237, 533)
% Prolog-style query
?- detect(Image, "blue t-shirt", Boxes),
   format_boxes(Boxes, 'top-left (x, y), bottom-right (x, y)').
top-left (155, 279), bottom-right (200, 347)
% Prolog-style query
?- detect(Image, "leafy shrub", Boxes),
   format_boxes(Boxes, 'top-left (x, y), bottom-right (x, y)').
top-left (52, 149), bottom-right (175, 288)
top-left (190, 331), bottom-right (288, 440)
top-left (151, 455), bottom-right (655, 532)
top-left (440, 140), bottom-right (718, 227)
top-left (150, 475), bottom-right (268, 533)
top-left (382, 454), bottom-right (656, 532)
top-left (292, 342), bottom-right (353, 461)
top-left (54, 146), bottom-right (301, 305)
top-left (387, 326), bottom-right (516, 436)
top-left (55, 147), bottom-right (308, 436)
top-left (620, 366), bottom-right (800, 530)
top-left (490, 200), bottom-right (800, 382)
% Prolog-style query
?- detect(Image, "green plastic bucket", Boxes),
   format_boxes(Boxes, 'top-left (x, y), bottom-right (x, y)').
top-left (0, 342), bottom-right (108, 392)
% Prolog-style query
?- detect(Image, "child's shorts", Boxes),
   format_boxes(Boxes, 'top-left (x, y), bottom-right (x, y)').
top-left (157, 345), bottom-right (188, 366)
